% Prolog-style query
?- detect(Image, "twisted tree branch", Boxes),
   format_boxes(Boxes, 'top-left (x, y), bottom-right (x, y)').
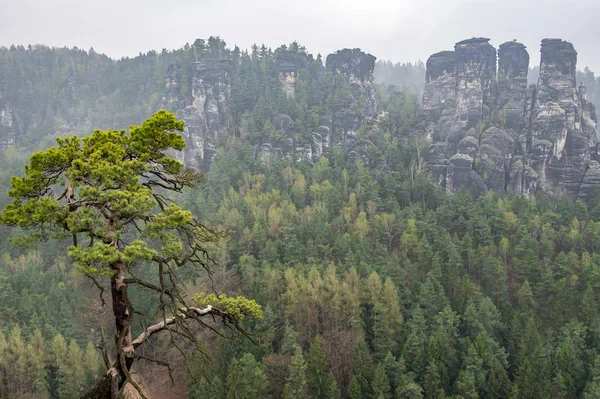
top-left (132, 305), bottom-right (228, 349)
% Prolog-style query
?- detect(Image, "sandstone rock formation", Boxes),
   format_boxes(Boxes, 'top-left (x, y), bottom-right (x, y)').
top-left (160, 64), bottom-right (184, 110)
top-left (424, 38), bottom-right (599, 200)
top-left (162, 47), bottom-right (381, 169)
top-left (160, 59), bottom-right (233, 170)
top-left (0, 100), bottom-right (16, 149)
top-left (326, 49), bottom-right (379, 160)
top-left (496, 41), bottom-right (529, 132)
top-left (326, 48), bottom-right (378, 133)
top-left (275, 49), bottom-right (309, 98)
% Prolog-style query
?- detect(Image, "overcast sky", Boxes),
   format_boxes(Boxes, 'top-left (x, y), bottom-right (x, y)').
top-left (1, 0), bottom-right (599, 72)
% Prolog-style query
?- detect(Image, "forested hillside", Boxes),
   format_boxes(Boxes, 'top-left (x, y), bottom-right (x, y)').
top-left (2, 39), bottom-right (600, 399)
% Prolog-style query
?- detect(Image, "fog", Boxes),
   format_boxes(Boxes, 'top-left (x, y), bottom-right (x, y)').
top-left (1, 0), bottom-right (599, 70)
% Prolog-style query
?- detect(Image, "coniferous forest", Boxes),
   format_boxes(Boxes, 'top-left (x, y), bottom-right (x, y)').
top-left (2, 39), bottom-right (600, 399)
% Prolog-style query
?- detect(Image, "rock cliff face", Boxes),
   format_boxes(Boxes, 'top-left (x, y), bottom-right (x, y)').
top-left (164, 47), bottom-right (380, 169)
top-left (496, 41), bottom-right (529, 132)
top-left (161, 59), bottom-right (233, 170)
top-left (531, 39), bottom-right (598, 199)
top-left (257, 49), bottom-right (318, 163)
top-left (0, 99), bottom-right (16, 149)
top-left (256, 49), bottom-right (380, 165)
top-left (454, 38), bottom-right (497, 127)
top-left (161, 64), bottom-right (184, 110)
top-left (326, 48), bottom-right (378, 133)
top-left (275, 50), bottom-right (309, 98)
top-left (424, 38), bottom-right (599, 200)
top-left (326, 49), bottom-right (380, 161)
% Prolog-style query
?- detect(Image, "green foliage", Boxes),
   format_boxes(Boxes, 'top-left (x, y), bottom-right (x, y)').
top-left (307, 335), bottom-right (329, 399)
top-left (0, 326), bottom-right (99, 398)
top-left (4, 38), bottom-right (600, 399)
top-left (183, 138), bottom-right (600, 398)
top-left (193, 293), bottom-right (263, 321)
top-left (0, 110), bottom-right (261, 396)
top-left (225, 353), bottom-right (270, 399)
top-left (348, 376), bottom-right (362, 399)
top-left (283, 346), bottom-right (309, 399)
top-left (372, 363), bottom-right (392, 399)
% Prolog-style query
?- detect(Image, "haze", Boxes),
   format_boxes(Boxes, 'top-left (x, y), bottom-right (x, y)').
top-left (1, 0), bottom-right (600, 71)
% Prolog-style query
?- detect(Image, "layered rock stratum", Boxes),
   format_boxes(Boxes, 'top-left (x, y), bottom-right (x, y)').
top-left (424, 38), bottom-right (599, 200)
top-left (160, 59), bottom-right (233, 170)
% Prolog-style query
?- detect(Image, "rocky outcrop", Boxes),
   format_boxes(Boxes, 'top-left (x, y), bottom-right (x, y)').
top-left (163, 59), bottom-right (233, 170)
top-left (326, 49), bottom-right (379, 158)
top-left (424, 37), bottom-right (599, 200)
top-left (530, 39), bottom-right (598, 198)
top-left (580, 161), bottom-right (600, 201)
top-left (249, 49), bottom-right (381, 167)
top-left (423, 51), bottom-right (456, 119)
top-left (496, 41), bottom-right (529, 132)
top-left (162, 47), bottom-right (382, 170)
top-left (275, 50), bottom-right (309, 98)
top-left (454, 38), bottom-right (497, 127)
top-left (160, 64), bottom-right (184, 109)
top-left (256, 118), bottom-right (335, 165)
top-left (0, 100), bottom-right (16, 149)
top-left (326, 48), bottom-right (376, 82)
top-left (424, 38), bottom-right (501, 193)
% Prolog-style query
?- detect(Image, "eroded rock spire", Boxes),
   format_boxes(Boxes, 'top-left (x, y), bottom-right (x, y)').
top-left (424, 37), bottom-right (598, 200)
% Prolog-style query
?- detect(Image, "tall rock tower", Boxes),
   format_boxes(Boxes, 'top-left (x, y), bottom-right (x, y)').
top-left (159, 59), bottom-right (233, 171)
top-left (530, 39), bottom-right (598, 198)
top-left (423, 37), bottom-right (599, 200)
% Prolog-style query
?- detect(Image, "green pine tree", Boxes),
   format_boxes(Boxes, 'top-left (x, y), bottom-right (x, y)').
top-left (371, 363), bottom-right (391, 399)
top-left (226, 353), bottom-right (269, 399)
top-left (283, 346), bottom-right (308, 399)
top-left (348, 375), bottom-right (362, 399)
top-left (307, 335), bottom-right (329, 399)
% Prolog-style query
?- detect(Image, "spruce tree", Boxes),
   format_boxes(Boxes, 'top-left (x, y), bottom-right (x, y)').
top-left (58, 340), bottom-right (85, 399)
top-left (189, 377), bottom-right (211, 399)
top-left (307, 335), bottom-right (329, 399)
top-left (27, 328), bottom-right (48, 393)
top-left (455, 370), bottom-right (478, 399)
top-left (209, 376), bottom-right (225, 399)
top-left (371, 363), bottom-right (391, 399)
top-left (281, 322), bottom-right (299, 355)
top-left (396, 380), bottom-right (424, 399)
top-left (5, 325), bottom-right (28, 398)
top-left (226, 353), bottom-right (269, 399)
top-left (83, 342), bottom-right (101, 390)
top-left (348, 376), bottom-right (362, 399)
top-left (583, 355), bottom-right (600, 398)
top-left (325, 373), bottom-right (341, 399)
top-left (351, 341), bottom-right (375, 397)
top-left (283, 346), bottom-right (308, 399)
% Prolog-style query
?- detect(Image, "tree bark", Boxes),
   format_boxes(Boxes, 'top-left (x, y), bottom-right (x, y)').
top-left (111, 263), bottom-right (133, 397)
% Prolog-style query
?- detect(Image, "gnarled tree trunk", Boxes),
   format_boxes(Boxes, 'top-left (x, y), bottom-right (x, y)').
top-left (111, 262), bottom-right (134, 397)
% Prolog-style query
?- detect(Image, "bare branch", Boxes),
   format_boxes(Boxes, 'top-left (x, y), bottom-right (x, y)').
top-left (123, 277), bottom-right (164, 293)
top-left (128, 353), bottom-right (174, 386)
top-left (86, 273), bottom-right (107, 307)
top-left (131, 305), bottom-right (230, 349)
top-left (99, 326), bottom-right (111, 371)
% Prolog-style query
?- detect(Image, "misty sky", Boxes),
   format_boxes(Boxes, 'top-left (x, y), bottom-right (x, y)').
top-left (1, 0), bottom-right (600, 72)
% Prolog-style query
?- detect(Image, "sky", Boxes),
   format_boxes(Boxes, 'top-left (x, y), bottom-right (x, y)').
top-left (1, 0), bottom-right (599, 72)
